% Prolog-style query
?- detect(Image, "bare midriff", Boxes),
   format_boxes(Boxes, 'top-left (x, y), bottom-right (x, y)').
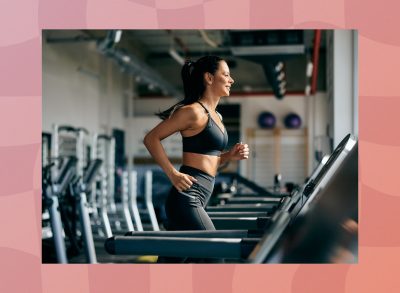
top-left (182, 152), bottom-right (221, 177)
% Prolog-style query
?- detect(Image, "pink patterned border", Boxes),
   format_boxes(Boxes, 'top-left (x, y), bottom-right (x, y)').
top-left (1, 0), bottom-right (400, 292)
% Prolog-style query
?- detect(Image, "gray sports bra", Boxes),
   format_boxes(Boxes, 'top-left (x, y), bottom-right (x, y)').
top-left (182, 101), bottom-right (228, 156)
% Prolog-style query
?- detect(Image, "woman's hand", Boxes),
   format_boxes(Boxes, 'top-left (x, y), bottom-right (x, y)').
top-left (168, 170), bottom-right (198, 192)
top-left (228, 142), bottom-right (250, 161)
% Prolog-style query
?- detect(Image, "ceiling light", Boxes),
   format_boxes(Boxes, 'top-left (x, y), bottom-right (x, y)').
top-left (306, 61), bottom-right (313, 78)
top-left (275, 62), bottom-right (284, 72)
top-left (122, 55), bottom-right (131, 63)
top-left (114, 30), bottom-right (123, 43)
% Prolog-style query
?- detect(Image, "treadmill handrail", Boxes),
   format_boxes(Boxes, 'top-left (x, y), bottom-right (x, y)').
top-left (105, 236), bottom-right (259, 259)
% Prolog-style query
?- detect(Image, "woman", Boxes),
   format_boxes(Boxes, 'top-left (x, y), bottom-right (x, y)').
top-left (143, 55), bottom-right (249, 243)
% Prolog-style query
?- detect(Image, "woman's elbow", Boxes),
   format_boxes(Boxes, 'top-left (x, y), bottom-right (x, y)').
top-left (143, 132), bottom-right (157, 148)
top-left (143, 133), bottom-right (151, 147)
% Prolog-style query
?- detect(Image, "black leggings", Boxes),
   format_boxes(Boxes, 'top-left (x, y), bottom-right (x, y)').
top-left (160, 165), bottom-right (222, 263)
top-left (165, 165), bottom-right (215, 230)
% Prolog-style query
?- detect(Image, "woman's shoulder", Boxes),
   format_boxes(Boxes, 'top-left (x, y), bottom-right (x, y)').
top-left (174, 103), bottom-right (205, 121)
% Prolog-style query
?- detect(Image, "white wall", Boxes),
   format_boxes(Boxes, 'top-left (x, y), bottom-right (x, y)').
top-left (42, 38), bottom-right (129, 135)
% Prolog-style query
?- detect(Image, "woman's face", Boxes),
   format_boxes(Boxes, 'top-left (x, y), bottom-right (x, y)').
top-left (208, 61), bottom-right (234, 97)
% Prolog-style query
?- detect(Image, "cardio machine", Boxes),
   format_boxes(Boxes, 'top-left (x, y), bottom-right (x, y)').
top-left (105, 134), bottom-right (357, 263)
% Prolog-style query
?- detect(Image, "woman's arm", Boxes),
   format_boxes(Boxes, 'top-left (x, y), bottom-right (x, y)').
top-left (219, 151), bottom-right (232, 165)
top-left (143, 107), bottom-right (198, 191)
top-left (219, 142), bottom-right (250, 166)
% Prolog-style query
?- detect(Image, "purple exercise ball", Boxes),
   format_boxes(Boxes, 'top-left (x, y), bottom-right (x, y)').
top-left (258, 111), bottom-right (276, 129)
top-left (284, 113), bottom-right (302, 129)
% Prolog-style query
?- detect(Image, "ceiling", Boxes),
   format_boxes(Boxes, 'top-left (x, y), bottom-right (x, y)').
top-left (45, 29), bottom-right (327, 98)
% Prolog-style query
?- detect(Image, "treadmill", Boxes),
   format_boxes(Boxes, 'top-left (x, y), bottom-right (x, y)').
top-left (105, 134), bottom-right (357, 263)
top-left (206, 155), bottom-right (329, 230)
top-left (250, 138), bottom-right (358, 263)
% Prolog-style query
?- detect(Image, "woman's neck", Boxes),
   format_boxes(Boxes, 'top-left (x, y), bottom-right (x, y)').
top-left (199, 96), bottom-right (220, 111)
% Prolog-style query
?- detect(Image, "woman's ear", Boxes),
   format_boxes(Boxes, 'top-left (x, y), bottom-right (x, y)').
top-left (204, 72), bottom-right (213, 85)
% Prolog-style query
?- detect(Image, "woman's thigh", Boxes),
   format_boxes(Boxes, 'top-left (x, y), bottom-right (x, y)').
top-left (165, 188), bottom-right (215, 230)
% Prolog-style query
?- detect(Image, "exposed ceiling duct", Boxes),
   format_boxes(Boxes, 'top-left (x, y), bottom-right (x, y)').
top-left (46, 30), bottom-right (325, 97)
top-left (228, 30), bottom-right (305, 58)
top-left (231, 45), bottom-right (305, 56)
top-left (227, 30), bottom-right (306, 99)
top-left (97, 30), bottom-right (183, 99)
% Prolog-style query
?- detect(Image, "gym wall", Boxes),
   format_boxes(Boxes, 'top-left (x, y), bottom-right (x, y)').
top-left (42, 33), bottom-right (129, 134)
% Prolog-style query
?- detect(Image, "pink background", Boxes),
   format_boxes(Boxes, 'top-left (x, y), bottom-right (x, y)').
top-left (1, 0), bottom-right (399, 292)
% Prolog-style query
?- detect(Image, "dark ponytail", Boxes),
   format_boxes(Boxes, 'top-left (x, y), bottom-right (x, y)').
top-left (156, 56), bottom-right (223, 120)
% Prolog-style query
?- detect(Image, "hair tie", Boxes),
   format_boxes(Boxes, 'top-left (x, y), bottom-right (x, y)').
top-left (185, 60), bottom-right (195, 75)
